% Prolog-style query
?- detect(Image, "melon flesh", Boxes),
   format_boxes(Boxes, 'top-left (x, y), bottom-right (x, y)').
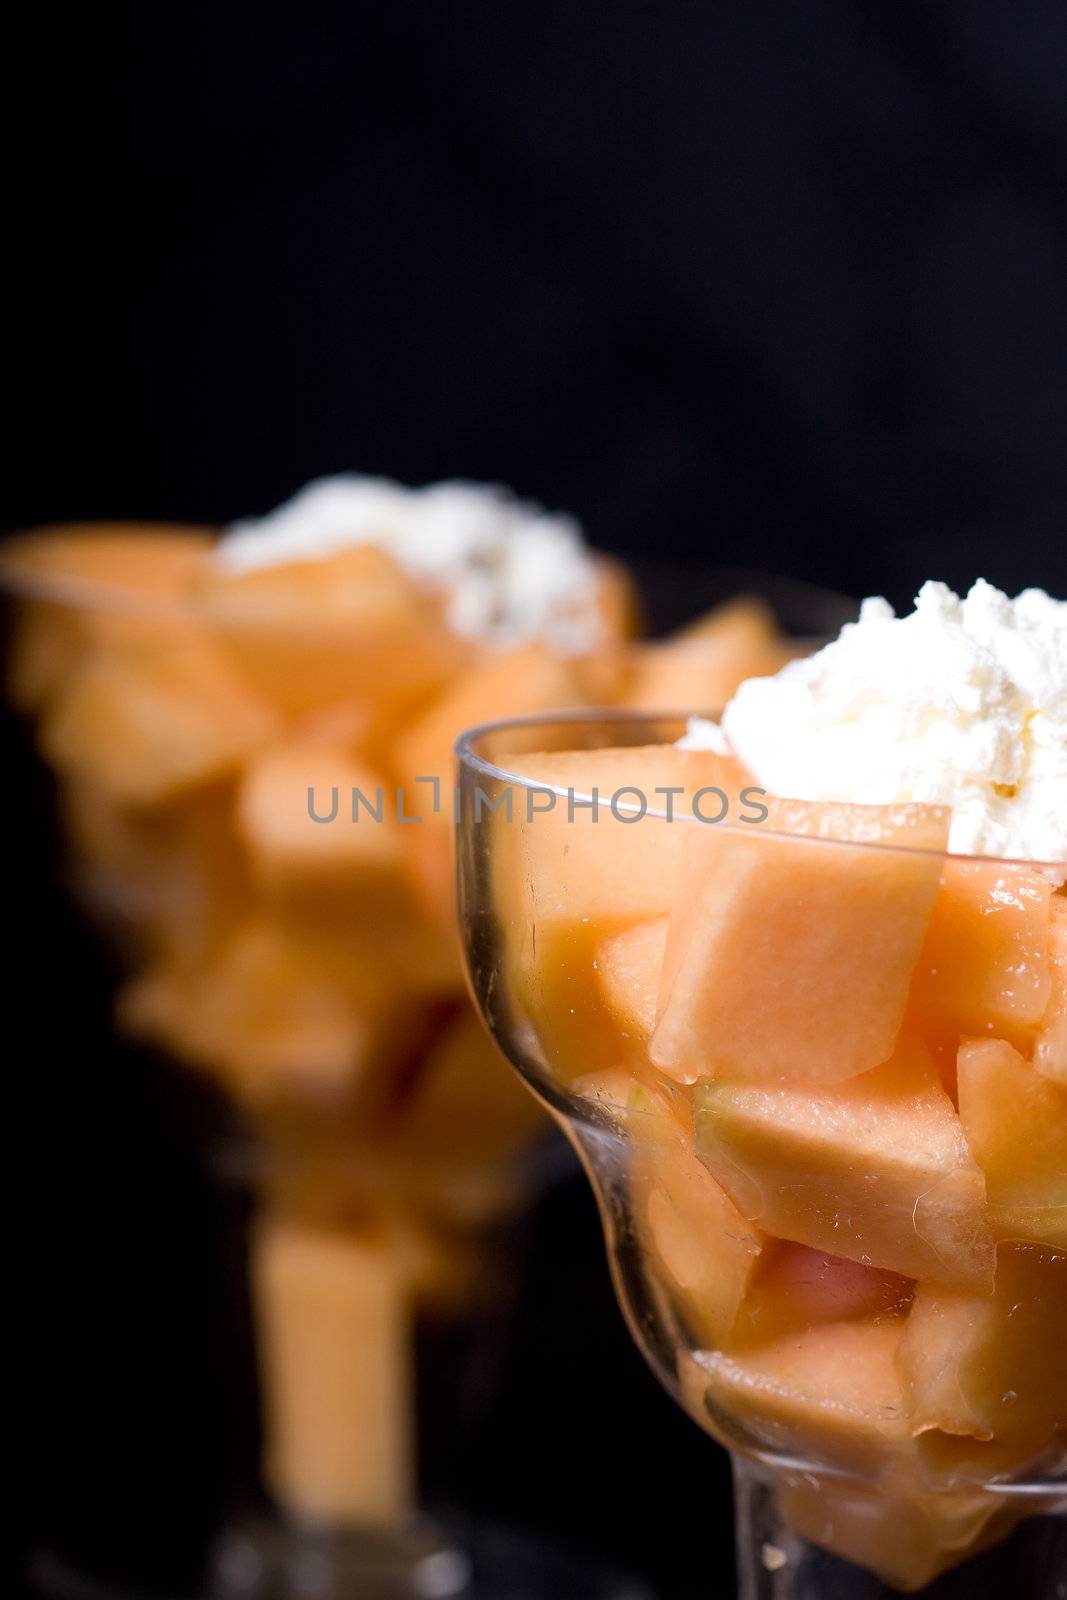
top-left (730, 1241), bottom-right (912, 1349)
top-left (897, 1243), bottom-right (1067, 1444)
top-left (910, 860), bottom-right (1052, 1050)
top-left (631, 1098), bottom-right (764, 1349)
top-left (1036, 896), bottom-right (1067, 1084)
top-left (651, 797), bottom-right (948, 1084)
top-left (623, 634), bottom-right (793, 715)
top-left (41, 635), bottom-right (279, 805)
top-left (694, 1039), bottom-right (994, 1289)
top-left (594, 919), bottom-right (668, 1042)
top-left (252, 1217), bottom-right (413, 1526)
top-left (196, 544), bottom-right (461, 716)
top-left (684, 1320), bottom-right (909, 1476)
top-left (498, 746), bottom-right (740, 1082)
top-left (956, 1037), bottom-right (1067, 1247)
top-left (777, 1473), bottom-right (1008, 1592)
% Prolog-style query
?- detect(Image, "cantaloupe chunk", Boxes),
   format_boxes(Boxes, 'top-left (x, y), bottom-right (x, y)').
top-left (1036, 896), bottom-right (1067, 1084)
top-left (496, 746), bottom-right (742, 1082)
top-left (623, 635), bottom-right (793, 714)
top-left (777, 1473), bottom-right (1008, 1592)
top-left (650, 798), bottom-right (949, 1084)
top-left (196, 544), bottom-right (462, 716)
top-left (677, 594), bottom-right (780, 646)
top-left (683, 1320), bottom-right (910, 1476)
top-left (694, 1038), bottom-right (994, 1289)
top-left (238, 742), bottom-right (407, 894)
top-left (252, 1217), bottom-right (413, 1526)
top-left (731, 1241), bottom-right (912, 1349)
top-left (594, 919), bottom-right (668, 1042)
top-left (631, 1092), bottom-right (763, 1348)
top-left (910, 860), bottom-right (1052, 1050)
top-left (957, 1038), bottom-right (1067, 1247)
top-left (63, 778), bottom-right (251, 965)
top-left (119, 920), bottom-right (403, 1107)
top-left (392, 1009), bottom-right (547, 1195)
top-left (41, 634), bottom-right (279, 805)
top-left (897, 1243), bottom-right (1067, 1444)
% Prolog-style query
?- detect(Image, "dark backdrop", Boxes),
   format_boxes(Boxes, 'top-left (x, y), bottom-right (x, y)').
top-left (11, 4), bottom-right (1067, 1598)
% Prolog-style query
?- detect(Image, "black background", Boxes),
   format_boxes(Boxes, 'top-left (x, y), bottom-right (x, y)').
top-left (10, 4), bottom-right (1067, 1597)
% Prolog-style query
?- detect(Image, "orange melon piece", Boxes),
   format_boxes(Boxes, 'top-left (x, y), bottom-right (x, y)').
top-left (630, 1090), bottom-right (764, 1348)
top-left (196, 544), bottom-right (462, 717)
top-left (1036, 896), bottom-right (1067, 1084)
top-left (731, 1241), bottom-right (912, 1348)
top-left (623, 635), bottom-right (793, 715)
top-left (392, 1009), bottom-right (547, 1190)
top-left (777, 1473), bottom-right (1007, 1592)
top-left (694, 1038), bottom-right (994, 1289)
top-left (252, 1217), bottom-right (413, 1526)
top-left (41, 634), bottom-right (279, 806)
top-left (686, 1319), bottom-right (909, 1476)
top-left (497, 746), bottom-right (741, 1082)
top-left (62, 778), bottom-right (250, 965)
top-left (594, 918), bottom-right (668, 1042)
top-left (393, 642), bottom-right (589, 817)
top-left (650, 798), bottom-right (948, 1084)
top-left (238, 742), bottom-right (407, 895)
top-left (956, 1037), bottom-right (1067, 1247)
top-left (897, 1243), bottom-right (1067, 1443)
top-left (119, 920), bottom-right (402, 1107)
top-left (910, 860), bottom-right (1052, 1050)
top-left (677, 594), bottom-right (780, 645)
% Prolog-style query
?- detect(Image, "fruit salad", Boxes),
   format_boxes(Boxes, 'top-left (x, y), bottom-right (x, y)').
top-left (469, 583), bottom-right (1065, 1592)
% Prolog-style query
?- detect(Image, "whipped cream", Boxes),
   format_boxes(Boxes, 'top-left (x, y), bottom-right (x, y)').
top-left (216, 475), bottom-right (602, 652)
top-left (686, 580), bottom-right (1067, 864)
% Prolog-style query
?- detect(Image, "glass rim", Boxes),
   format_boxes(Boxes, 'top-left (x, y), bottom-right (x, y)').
top-left (454, 709), bottom-right (1067, 875)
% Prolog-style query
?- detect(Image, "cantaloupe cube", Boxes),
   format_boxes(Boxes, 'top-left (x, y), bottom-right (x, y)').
top-left (957, 1038), bottom-right (1067, 1247)
top-left (496, 746), bottom-right (741, 1082)
top-left (498, 745), bottom-right (748, 937)
top-left (631, 1095), bottom-right (763, 1349)
top-left (684, 1320), bottom-right (910, 1476)
top-left (651, 798), bottom-right (949, 1084)
top-left (41, 635), bottom-right (279, 805)
top-left (252, 1217), bottom-right (413, 1526)
top-left (120, 920), bottom-right (402, 1108)
top-left (196, 544), bottom-right (462, 717)
top-left (694, 1038), bottom-right (994, 1288)
top-left (238, 742), bottom-right (406, 894)
top-left (677, 594), bottom-right (780, 646)
top-left (623, 635), bottom-right (793, 715)
top-left (777, 1473), bottom-right (1007, 1592)
top-left (731, 1241), bottom-right (912, 1348)
top-left (594, 919), bottom-right (668, 1042)
top-left (1036, 897), bottom-right (1067, 1084)
top-left (897, 1243), bottom-right (1067, 1444)
top-left (63, 778), bottom-right (251, 965)
top-left (392, 1009), bottom-right (547, 1192)
top-left (910, 860), bottom-right (1052, 1050)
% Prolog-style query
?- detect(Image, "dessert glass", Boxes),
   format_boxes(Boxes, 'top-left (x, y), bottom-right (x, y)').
top-left (455, 710), bottom-right (1066, 1597)
top-left (4, 527), bottom-right (647, 1600)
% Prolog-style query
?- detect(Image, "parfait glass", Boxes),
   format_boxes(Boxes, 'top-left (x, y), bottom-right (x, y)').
top-left (455, 711), bottom-right (1066, 1597)
top-left (4, 527), bottom-right (650, 1600)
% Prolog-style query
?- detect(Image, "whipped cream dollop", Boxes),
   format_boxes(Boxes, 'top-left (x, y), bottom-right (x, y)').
top-left (216, 474), bottom-right (602, 652)
top-left (685, 579), bottom-right (1067, 864)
